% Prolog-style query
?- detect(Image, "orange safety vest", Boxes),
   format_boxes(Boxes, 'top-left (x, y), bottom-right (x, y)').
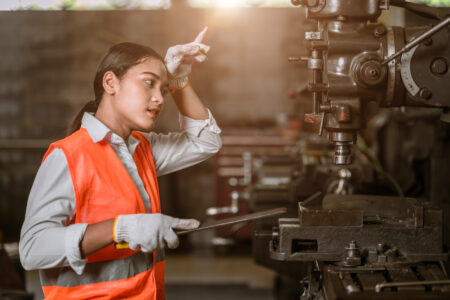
top-left (40, 128), bottom-right (165, 300)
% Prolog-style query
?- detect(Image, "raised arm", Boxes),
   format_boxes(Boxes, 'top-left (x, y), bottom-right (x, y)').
top-left (165, 26), bottom-right (210, 120)
top-left (145, 27), bottom-right (222, 176)
top-left (171, 84), bottom-right (208, 120)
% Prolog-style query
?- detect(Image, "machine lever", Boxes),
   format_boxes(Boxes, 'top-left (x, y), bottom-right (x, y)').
top-left (254, 230), bottom-right (274, 239)
top-left (382, 16), bottom-right (450, 65)
top-left (375, 279), bottom-right (450, 293)
top-left (177, 207), bottom-right (287, 235)
top-left (304, 112), bottom-right (325, 136)
top-left (318, 111), bottom-right (325, 136)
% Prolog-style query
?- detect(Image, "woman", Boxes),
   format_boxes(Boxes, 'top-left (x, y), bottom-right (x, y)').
top-left (19, 28), bottom-right (222, 299)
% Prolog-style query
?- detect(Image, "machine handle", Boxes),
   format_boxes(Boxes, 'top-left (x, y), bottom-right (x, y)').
top-left (382, 16), bottom-right (450, 65)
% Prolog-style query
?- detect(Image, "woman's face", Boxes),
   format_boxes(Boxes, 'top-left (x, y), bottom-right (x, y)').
top-left (112, 57), bottom-right (168, 133)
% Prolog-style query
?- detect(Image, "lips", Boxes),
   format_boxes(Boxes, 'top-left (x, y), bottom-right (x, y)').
top-left (147, 107), bottom-right (160, 118)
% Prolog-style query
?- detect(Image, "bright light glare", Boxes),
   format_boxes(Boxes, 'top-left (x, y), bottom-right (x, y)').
top-left (0, 0), bottom-right (291, 10)
top-left (188, 0), bottom-right (290, 7)
top-left (216, 0), bottom-right (246, 7)
top-left (0, 0), bottom-right (171, 10)
top-left (0, 0), bottom-right (60, 10)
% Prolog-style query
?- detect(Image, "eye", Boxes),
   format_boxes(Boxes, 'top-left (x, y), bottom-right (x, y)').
top-left (144, 79), bottom-right (154, 87)
top-left (161, 87), bottom-right (169, 97)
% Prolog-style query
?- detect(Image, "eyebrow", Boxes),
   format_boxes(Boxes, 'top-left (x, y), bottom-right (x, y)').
top-left (141, 71), bottom-right (160, 79)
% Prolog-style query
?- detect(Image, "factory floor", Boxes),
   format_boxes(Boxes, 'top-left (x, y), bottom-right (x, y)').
top-left (25, 251), bottom-right (276, 300)
top-left (165, 252), bottom-right (275, 299)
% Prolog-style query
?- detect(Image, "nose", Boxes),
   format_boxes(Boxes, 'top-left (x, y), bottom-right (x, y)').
top-left (151, 90), bottom-right (164, 105)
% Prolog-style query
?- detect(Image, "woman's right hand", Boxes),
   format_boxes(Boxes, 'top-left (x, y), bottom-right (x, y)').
top-left (114, 213), bottom-right (200, 252)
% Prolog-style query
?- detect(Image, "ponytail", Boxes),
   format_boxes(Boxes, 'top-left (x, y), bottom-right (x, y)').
top-left (66, 100), bottom-right (99, 136)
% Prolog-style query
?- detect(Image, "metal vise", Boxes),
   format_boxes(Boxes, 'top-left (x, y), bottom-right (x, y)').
top-left (269, 194), bottom-right (446, 264)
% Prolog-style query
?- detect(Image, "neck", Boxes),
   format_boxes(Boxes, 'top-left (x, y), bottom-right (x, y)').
top-left (95, 98), bottom-right (131, 143)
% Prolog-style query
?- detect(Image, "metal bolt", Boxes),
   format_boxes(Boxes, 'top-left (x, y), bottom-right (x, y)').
top-left (419, 87), bottom-right (432, 99)
top-left (369, 68), bottom-right (379, 78)
top-left (348, 240), bottom-right (357, 249)
top-left (344, 241), bottom-right (361, 266)
top-left (288, 56), bottom-right (301, 62)
top-left (374, 26), bottom-right (386, 38)
top-left (431, 58), bottom-right (448, 75)
top-left (358, 60), bottom-right (385, 87)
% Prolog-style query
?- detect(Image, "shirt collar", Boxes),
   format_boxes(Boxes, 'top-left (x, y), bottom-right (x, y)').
top-left (81, 112), bottom-right (111, 143)
top-left (80, 112), bottom-right (140, 153)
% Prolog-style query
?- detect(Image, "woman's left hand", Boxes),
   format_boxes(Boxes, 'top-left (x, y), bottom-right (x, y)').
top-left (165, 27), bottom-right (210, 90)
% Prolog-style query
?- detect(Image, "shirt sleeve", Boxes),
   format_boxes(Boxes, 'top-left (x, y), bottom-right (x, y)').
top-left (144, 108), bottom-right (222, 176)
top-left (19, 148), bottom-right (88, 275)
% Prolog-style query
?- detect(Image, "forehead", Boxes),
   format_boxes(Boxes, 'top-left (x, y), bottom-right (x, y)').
top-left (128, 57), bottom-right (167, 80)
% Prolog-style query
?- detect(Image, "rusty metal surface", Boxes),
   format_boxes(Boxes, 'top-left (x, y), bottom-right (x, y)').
top-left (357, 272), bottom-right (386, 291)
top-left (321, 264), bottom-right (450, 299)
top-left (270, 195), bottom-right (446, 262)
top-left (386, 266), bottom-right (425, 291)
top-left (299, 210), bottom-right (363, 227)
top-left (271, 224), bottom-right (445, 262)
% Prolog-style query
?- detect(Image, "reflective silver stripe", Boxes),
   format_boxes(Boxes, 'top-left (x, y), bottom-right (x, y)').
top-left (40, 251), bottom-right (163, 287)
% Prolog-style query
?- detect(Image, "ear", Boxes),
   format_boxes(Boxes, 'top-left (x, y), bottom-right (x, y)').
top-left (102, 71), bottom-right (119, 95)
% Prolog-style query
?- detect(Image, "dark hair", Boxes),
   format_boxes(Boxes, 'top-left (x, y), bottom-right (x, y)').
top-left (66, 42), bottom-right (164, 136)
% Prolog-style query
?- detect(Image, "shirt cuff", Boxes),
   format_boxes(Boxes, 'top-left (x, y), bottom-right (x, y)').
top-left (179, 109), bottom-right (222, 137)
top-left (64, 223), bottom-right (88, 275)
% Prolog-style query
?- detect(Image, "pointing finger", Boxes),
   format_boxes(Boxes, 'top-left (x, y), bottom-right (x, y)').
top-left (194, 26), bottom-right (208, 43)
top-left (172, 218), bottom-right (200, 230)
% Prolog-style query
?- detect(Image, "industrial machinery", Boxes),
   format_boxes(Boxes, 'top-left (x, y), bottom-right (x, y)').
top-left (254, 1), bottom-right (450, 299)
top-left (268, 193), bottom-right (450, 299)
top-left (292, 0), bottom-right (450, 165)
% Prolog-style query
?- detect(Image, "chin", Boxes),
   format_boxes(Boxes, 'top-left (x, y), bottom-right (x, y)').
top-left (136, 121), bottom-right (155, 132)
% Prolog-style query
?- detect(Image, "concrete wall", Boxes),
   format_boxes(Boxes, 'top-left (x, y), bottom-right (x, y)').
top-left (0, 8), bottom-right (308, 138)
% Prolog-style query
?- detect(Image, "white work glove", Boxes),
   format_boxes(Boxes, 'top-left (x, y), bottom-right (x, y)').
top-left (164, 26), bottom-right (210, 90)
top-left (114, 213), bottom-right (200, 252)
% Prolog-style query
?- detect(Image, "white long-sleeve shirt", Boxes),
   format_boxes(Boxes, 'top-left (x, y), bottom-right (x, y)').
top-left (19, 111), bottom-right (221, 275)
